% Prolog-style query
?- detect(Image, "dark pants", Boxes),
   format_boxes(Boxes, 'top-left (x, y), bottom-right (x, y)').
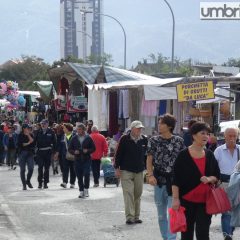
top-left (19, 151), bottom-right (34, 186)
top-left (62, 157), bottom-right (76, 185)
top-left (6, 149), bottom-right (16, 167)
top-left (58, 154), bottom-right (64, 173)
top-left (0, 149), bottom-right (5, 165)
top-left (74, 159), bottom-right (91, 191)
top-left (181, 199), bottom-right (212, 240)
top-left (37, 150), bottom-right (52, 185)
top-left (91, 159), bottom-right (101, 184)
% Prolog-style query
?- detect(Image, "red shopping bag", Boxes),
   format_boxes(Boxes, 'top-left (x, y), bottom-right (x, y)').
top-left (206, 186), bottom-right (231, 215)
top-left (168, 206), bottom-right (187, 233)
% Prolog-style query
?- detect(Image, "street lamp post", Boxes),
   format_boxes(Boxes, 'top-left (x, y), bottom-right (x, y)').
top-left (163, 0), bottom-right (175, 73)
top-left (81, 10), bottom-right (127, 69)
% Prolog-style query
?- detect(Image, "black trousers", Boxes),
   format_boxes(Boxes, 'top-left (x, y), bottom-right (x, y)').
top-left (62, 157), bottom-right (76, 185)
top-left (91, 159), bottom-right (101, 184)
top-left (37, 150), bottom-right (52, 184)
top-left (181, 199), bottom-right (212, 240)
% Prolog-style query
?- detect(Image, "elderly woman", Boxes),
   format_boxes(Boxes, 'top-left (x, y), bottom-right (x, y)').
top-left (172, 122), bottom-right (220, 240)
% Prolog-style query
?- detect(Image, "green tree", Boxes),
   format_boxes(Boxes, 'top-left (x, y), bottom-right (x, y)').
top-left (52, 55), bottom-right (84, 68)
top-left (86, 53), bottom-right (113, 66)
top-left (0, 55), bottom-right (50, 90)
top-left (223, 58), bottom-right (240, 68)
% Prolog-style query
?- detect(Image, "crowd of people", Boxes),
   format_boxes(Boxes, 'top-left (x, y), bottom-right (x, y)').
top-left (0, 113), bottom-right (239, 240)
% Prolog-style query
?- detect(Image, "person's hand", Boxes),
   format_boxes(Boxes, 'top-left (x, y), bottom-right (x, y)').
top-left (148, 175), bottom-right (157, 186)
top-left (4, 146), bottom-right (7, 151)
top-left (83, 149), bottom-right (88, 154)
top-left (200, 176), bottom-right (210, 184)
top-left (53, 153), bottom-right (58, 161)
top-left (172, 198), bottom-right (180, 210)
top-left (74, 150), bottom-right (80, 155)
top-left (115, 168), bottom-right (121, 178)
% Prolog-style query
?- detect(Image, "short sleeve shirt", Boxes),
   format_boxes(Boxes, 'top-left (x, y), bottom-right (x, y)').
top-left (147, 135), bottom-right (185, 185)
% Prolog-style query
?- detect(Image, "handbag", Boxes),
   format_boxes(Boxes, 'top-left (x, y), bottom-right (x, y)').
top-left (168, 206), bottom-right (187, 233)
top-left (206, 185), bottom-right (231, 215)
top-left (66, 151), bottom-right (75, 161)
top-left (64, 136), bottom-right (75, 161)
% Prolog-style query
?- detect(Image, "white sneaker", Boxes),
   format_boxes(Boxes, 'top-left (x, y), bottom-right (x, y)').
top-left (84, 189), bottom-right (89, 197)
top-left (70, 184), bottom-right (75, 189)
top-left (78, 191), bottom-right (84, 198)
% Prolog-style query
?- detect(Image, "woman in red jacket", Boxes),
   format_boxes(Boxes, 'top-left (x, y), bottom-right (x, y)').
top-left (90, 125), bottom-right (108, 187)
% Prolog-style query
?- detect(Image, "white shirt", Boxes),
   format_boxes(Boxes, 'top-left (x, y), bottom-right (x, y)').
top-left (214, 144), bottom-right (240, 175)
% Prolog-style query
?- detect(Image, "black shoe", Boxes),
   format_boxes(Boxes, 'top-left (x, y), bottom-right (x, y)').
top-left (134, 219), bottom-right (143, 224)
top-left (12, 166), bottom-right (16, 170)
top-left (22, 185), bottom-right (27, 190)
top-left (26, 181), bottom-right (33, 189)
top-left (44, 184), bottom-right (48, 189)
top-left (38, 184), bottom-right (42, 189)
top-left (126, 219), bottom-right (135, 225)
top-left (224, 235), bottom-right (232, 240)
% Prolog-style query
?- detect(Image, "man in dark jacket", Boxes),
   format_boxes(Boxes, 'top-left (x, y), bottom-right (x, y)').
top-left (114, 120), bottom-right (148, 225)
top-left (35, 119), bottom-right (57, 189)
top-left (69, 123), bottom-right (96, 198)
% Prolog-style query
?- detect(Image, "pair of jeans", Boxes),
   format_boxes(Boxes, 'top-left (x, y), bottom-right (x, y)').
top-left (62, 157), bottom-right (76, 185)
top-left (221, 212), bottom-right (234, 237)
top-left (18, 151), bottom-right (34, 186)
top-left (74, 159), bottom-right (91, 191)
top-left (154, 185), bottom-right (176, 240)
top-left (181, 199), bottom-right (212, 240)
top-left (91, 159), bottom-right (101, 184)
top-left (36, 150), bottom-right (52, 184)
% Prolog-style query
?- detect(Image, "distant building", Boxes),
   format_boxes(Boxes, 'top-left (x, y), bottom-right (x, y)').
top-left (60, 0), bottom-right (103, 62)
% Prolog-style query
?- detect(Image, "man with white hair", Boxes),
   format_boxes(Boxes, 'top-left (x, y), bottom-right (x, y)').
top-left (214, 127), bottom-right (240, 240)
top-left (90, 125), bottom-right (108, 187)
top-left (114, 120), bottom-right (148, 225)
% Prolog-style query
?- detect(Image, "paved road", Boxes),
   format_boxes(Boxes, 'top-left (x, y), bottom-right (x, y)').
top-left (0, 165), bottom-right (238, 240)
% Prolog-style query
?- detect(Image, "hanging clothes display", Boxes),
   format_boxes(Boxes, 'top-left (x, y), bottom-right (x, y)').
top-left (118, 89), bottom-right (129, 119)
top-left (58, 77), bottom-right (69, 95)
top-left (87, 90), bottom-right (108, 131)
top-left (129, 89), bottom-right (139, 121)
top-left (109, 91), bottom-right (118, 136)
top-left (141, 98), bottom-right (158, 129)
top-left (141, 98), bottom-right (158, 117)
top-left (159, 100), bottom-right (167, 116)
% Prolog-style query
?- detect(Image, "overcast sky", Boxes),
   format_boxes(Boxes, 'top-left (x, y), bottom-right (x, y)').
top-left (0, 0), bottom-right (239, 68)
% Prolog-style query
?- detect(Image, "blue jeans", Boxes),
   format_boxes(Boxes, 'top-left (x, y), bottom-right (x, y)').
top-left (74, 159), bottom-right (91, 191)
top-left (19, 151), bottom-right (34, 185)
top-left (154, 185), bottom-right (176, 240)
top-left (221, 211), bottom-right (234, 236)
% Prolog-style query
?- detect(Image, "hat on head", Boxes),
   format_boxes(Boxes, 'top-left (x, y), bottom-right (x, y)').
top-left (130, 120), bottom-right (144, 129)
top-left (22, 123), bottom-right (30, 129)
top-left (40, 119), bottom-right (49, 124)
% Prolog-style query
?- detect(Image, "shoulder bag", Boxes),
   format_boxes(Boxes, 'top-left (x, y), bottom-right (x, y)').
top-left (64, 136), bottom-right (75, 161)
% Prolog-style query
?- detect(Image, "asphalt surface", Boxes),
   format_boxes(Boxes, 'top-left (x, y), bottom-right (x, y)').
top-left (0, 165), bottom-right (239, 240)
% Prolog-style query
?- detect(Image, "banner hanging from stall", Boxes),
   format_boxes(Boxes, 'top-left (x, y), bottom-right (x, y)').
top-left (176, 81), bottom-right (215, 102)
top-left (54, 95), bottom-right (66, 111)
top-left (67, 95), bottom-right (88, 113)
